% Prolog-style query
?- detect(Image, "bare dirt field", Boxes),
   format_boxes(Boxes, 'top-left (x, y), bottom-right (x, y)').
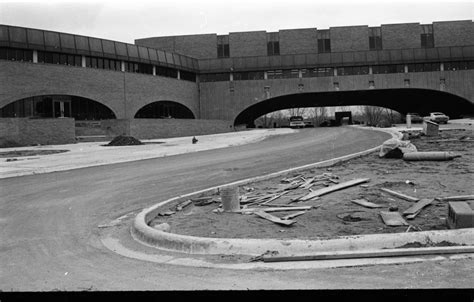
top-left (150, 128), bottom-right (473, 240)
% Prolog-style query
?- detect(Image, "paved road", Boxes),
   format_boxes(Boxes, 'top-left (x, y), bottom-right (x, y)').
top-left (1, 127), bottom-right (473, 291)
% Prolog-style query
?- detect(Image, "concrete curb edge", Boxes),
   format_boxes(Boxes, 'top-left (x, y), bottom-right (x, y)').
top-left (131, 127), bottom-right (474, 256)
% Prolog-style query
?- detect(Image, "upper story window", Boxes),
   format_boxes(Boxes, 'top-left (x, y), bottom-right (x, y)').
top-left (267, 32), bottom-right (280, 56)
top-left (317, 30), bottom-right (331, 53)
top-left (421, 24), bottom-right (434, 48)
top-left (369, 27), bottom-right (382, 50)
top-left (217, 35), bottom-right (229, 58)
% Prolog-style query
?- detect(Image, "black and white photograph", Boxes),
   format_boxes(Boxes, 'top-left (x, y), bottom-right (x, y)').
top-left (0, 0), bottom-right (473, 299)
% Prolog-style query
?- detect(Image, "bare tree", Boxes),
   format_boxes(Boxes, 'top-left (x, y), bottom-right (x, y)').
top-left (362, 106), bottom-right (385, 126)
top-left (308, 107), bottom-right (328, 127)
top-left (287, 108), bottom-right (307, 117)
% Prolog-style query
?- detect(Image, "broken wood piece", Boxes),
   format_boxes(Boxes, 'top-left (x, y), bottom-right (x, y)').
top-left (328, 179), bottom-right (339, 184)
top-left (405, 212), bottom-right (421, 220)
top-left (351, 199), bottom-right (386, 208)
top-left (380, 188), bottom-right (420, 202)
top-left (380, 211), bottom-right (409, 226)
top-left (437, 195), bottom-right (474, 201)
top-left (260, 191), bottom-right (290, 205)
top-left (281, 211), bottom-right (307, 220)
top-left (299, 178), bottom-right (370, 201)
top-left (158, 210), bottom-right (176, 216)
top-left (176, 200), bottom-right (193, 211)
top-left (402, 198), bottom-right (434, 216)
top-left (254, 211), bottom-right (296, 226)
top-left (261, 246), bottom-right (474, 262)
top-left (239, 206), bottom-right (312, 214)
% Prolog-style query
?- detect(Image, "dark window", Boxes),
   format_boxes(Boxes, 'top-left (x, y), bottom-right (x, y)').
top-left (75, 55), bottom-right (82, 67)
top-left (369, 27), bottom-right (382, 50)
top-left (407, 62), bottom-right (440, 72)
top-left (443, 61), bottom-right (472, 71)
top-left (0, 48), bottom-right (7, 60)
top-left (45, 52), bottom-right (53, 64)
top-left (60, 54), bottom-right (67, 65)
top-left (421, 25), bottom-right (434, 48)
top-left (267, 32), bottom-right (280, 56)
top-left (137, 63), bottom-right (153, 74)
top-left (67, 55), bottom-right (74, 65)
top-left (372, 64), bottom-right (405, 74)
top-left (337, 66), bottom-right (370, 76)
top-left (103, 58), bottom-right (110, 70)
top-left (180, 70), bottom-right (196, 82)
top-left (199, 73), bottom-right (229, 82)
top-left (91, 57), bottom-right (98, 68)
top-left (217, 35), bottom-right (230, 58)
top-left (317, 30), bottom-right (331, 53)
top-left (52, 53), bottom-right (60, 64)
top-left (301, 67), bottom-right (334, 77)
top-left (234, 71), bottom-right (264, 81)
top-left (156, 65), bottom-right (178, 78)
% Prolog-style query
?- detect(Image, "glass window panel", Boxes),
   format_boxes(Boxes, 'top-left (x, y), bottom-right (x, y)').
top-left (27, 29), bottom-right (44, 46)
top-left (9, 27), bottom-right (27, 43)
top-left (89, 38), bottom-right (103, 53)
top-left (102, 40), bottom-right (115, 55)
top-left (74, 36), bottom-right (89, 51)
top-left (59, 33), bottom-right (75, 49)
top-left (44, 32), bottom-right (61, 49)
top-left (60, 54), bottom-right (67, 64)
top-left (75, 55), bottom-right (82, 66)
top-left (52, 53), bottom-right (60, 64)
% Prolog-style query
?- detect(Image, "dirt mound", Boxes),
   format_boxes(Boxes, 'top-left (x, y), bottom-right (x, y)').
top-left (106, 135), bottom-right (143, 146)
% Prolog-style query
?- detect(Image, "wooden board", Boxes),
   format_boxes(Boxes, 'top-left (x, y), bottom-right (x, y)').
top-left (281, 211), bottom-right (307, 220)
top-left (254, 211), bottom-right (296, 226)
top-left (240, 206), bottom-right (312, 214)
top-left (403, 198), bottom-right (434, 216)
top-left (262, 246), bottom-right (474, 262)
top-left (351, 199), bottom-right (386, 208)
top-left (380, 188), bottom-right (420, 202)
top-left (438, 195), bottom-right (474, 201)
top-left (299, 178), bottom-right (370, 201)
top-left (380, 211), bottom-right (409, 226)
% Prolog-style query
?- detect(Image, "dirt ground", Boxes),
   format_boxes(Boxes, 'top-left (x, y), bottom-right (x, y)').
top-left (0, 149), bottom-right (68, 158)
top-left (150, 128), bottom-right (473, 240)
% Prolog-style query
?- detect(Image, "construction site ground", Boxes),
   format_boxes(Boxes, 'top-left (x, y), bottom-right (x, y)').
top-left (151, 128), bottom-right (473, 240)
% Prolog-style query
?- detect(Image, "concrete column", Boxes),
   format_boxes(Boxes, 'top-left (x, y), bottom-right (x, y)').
top-left (229, 73), bottom-right (233, 81)
top-left (440, 63), bottom-right (444, 71)
top-left (298, 69), bottom-right (303, 78)
top-left (334, 68), bottom-right (338, 77)
top-left (152, 65), bottom-right (156, 76)
top-left (177, 70), bottom-right (181, 80)
top-left (32, 50), bottom-right (38, 63)
top-left (264, 71), bottom-right (268, 80)
top-left (121, 61), bottom-right (125, 72)
top-left (81, 56), bottom-right (86, 67)
top-left (368, 66), bottom-right (373, 75)
top-left (404, 65), bottom-right (408, 73)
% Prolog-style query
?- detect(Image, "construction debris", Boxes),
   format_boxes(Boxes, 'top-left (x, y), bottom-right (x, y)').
top-left (351, 199), bottom-right (386, 208)
top-left (281, 211), bottom-right (307, 220)
top-left (106, 135), bottom-right (143, 146)
top-left (403, 151), bottom-right (462, 161)
top-left (402, 198), bottom-right (434, 219)
top-left (436, 195), bottom-right (474, 202)
top-left (254, 211), bottom-right (296, 226)
top-left (239, 206), bottom-right (313, 214)
top-left (158, 210), bottom-right (175, 216)
top-left (299, 178), bottom-right (370, 201)
top-left (380, 188), bottom-right (419, 202)
top-left (380, 211), bottom-right (409, 226)
top-left (176, 200), bottom-right (192, 211)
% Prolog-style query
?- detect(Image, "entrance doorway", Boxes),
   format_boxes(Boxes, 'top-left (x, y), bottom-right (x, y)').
top-left (53, 99), bottom-right (71, 118)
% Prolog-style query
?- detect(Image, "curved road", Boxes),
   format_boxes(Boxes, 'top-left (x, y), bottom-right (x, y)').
top-left (1, 127), bottom-right (472, 290)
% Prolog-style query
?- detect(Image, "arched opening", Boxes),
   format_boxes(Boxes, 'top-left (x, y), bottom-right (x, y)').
top-left (0, 95), bottom-right (116, 120)
top-left (134, 101), bottom-right (195, 119)
top-left (234, 88), bottom-right (474, 127)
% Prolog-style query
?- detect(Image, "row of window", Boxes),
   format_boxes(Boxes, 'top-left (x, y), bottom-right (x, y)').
top-left (199, 61), bottom-right (474, 82)
top-left (215, 26), bottom-right (436, 58)
top-left (0, 48), bottom-right (197, 82)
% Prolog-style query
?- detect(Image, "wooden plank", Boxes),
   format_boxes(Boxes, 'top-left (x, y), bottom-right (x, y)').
top-left (380, 211), bottom-right (409, 226)
top-left (351, 199), bottom-right (386, 208)
top-left (253, 211), bottom-right (296, 226)
top-left (176, 200), bottom-right (192, 211)
top-left (403, 198), bottom-right (434, 216)
top-left (380, 188), bottom-right (420, 202)
top-left (437, 195), bottom-right (474, 201)
top-left (262, 245), bottom-right (474, 262)
top-left (281, 211), bottom-right (307, 220)
top-left (239, 206), bottom-right (312, 214)
top-left (260, 191), bottom-right (290, 205)
top-left (299, 178), bottom-right (370, 201)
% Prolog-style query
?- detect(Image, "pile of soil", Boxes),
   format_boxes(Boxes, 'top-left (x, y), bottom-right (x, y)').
top-left (149, 128), bottom-right (473, 240)
top-left (105, 135), bottom-right (143, 146)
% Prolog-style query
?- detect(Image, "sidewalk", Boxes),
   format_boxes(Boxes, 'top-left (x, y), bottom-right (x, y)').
top-left (0, 128), bottom-right (295, 179)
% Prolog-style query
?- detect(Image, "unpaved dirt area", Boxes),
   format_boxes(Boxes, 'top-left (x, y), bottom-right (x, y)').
top-left (0, 149), bottom-right (69, 158)
top-left (150, 128), bottom-right (473, 239)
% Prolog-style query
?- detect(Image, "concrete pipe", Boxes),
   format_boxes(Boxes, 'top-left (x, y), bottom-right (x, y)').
top-left (403, 151), bottom-right (461, 161)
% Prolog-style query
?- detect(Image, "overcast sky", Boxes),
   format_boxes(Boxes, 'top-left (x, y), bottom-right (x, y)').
top-left (1, 0), bottom-right (472, 43)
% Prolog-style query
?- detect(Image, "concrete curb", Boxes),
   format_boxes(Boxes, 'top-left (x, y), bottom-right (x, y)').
top-left (131, 127), bottom-right (473, 256)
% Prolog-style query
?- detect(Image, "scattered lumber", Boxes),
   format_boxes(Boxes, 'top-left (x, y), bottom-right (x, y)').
top-left (380, 188), bottom-right (420, 202)
top-left (436, 195), bottom-right (474, 202)
top-left (254, 211), bottom-right (296, 226)
top-left (261, 246), bottom-right (474, 262)
top-left (299, 178), bottom-right (370, 201)
top-left (380, 211), bottom-right (409, 226)
top-left (281, 211), bottom-right (307, 220)
top-left (351, 199), bottom-right (386, 208)
top-left (260, 191), bottom-right (290, 205)
top-left (402, 198), bottom-right (434, 218)
top-left (176, 200), bottom-right (193, 211)
top-left (239, 206), bottom-right (312, 214)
